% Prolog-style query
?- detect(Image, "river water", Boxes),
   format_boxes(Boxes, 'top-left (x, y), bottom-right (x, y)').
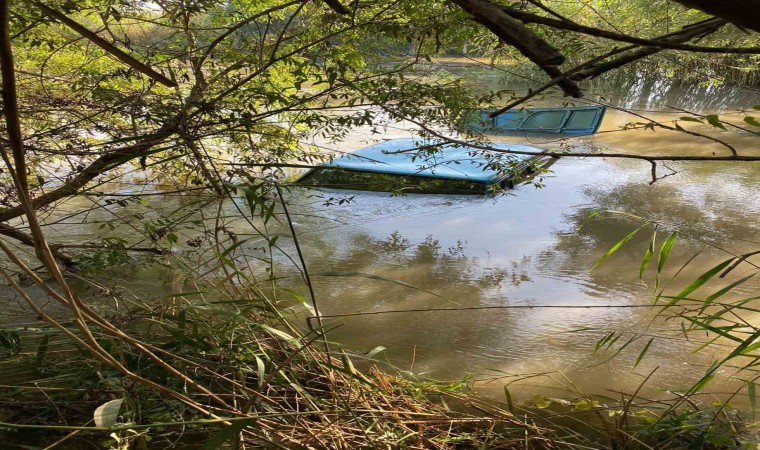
top-left (278, 76), bottom-right (760, 405)
top-left (5, 73), bottom-right (760, 407)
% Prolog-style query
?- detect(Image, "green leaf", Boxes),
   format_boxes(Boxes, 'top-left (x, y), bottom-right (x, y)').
top-left (678, 315), bottom-right (743, 343)
top-left (640, 231), bottom-right (656, 279)
top-left (679, 116), bottom-right (703, 123)
top-left (202, 419), bottom-right (251, 450)
top-left (504, 387), bottom-right (514, 414)
top-left (750, 382), bottom-right (757, 422)
top-left (698, 273), bottom-right (755, 315)
top-left (691, 370), bottom-right (715, 393)
top-left (656, 232), bottom-right (677, 287)
top-left (634, 337), bottom-right (654, 368)
top-left (738, 341), bottom-right (760, 355)
top-left (574, 399), bottom-right (596, 411)
top-left (594, 331), bottom-right (619, 353)
top-left (591, 224), bottom-right (648, 270)
top-left (583, 210), bottom-right (605, 221)
top-left (728, 327), bottom-right (760, 359)
top-left (94, 398), bottom-right (125, 428)
top-left (260, 325), bottom-right (299, 346)
top-left (705, 115), bottom-right (726, 130)
top-left (670, 258), bottom-right (734, 304)
top-left (280, 288), bottom-right (314, 314)
top-left (220, 239), bottom-right (249, 258)
top-left (744, 116), bottom-right (760, 127)
top-left (534, 396), bottom-right (551, 409)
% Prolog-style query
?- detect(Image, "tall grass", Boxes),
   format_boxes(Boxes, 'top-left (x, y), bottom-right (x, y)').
top-left (0, 181), bottom-right (557, 449)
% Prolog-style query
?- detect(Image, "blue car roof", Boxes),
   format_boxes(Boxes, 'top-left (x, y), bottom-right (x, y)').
top-left (316, 138), bottom-right (545, 184)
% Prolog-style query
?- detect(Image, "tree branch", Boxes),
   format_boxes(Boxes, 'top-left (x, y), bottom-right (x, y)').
top-left (569, 20), bottom-right (726, 81)
top-left (0, 129), bottom-right (177, 224)
top-left (488, 46), bottom-right (635, 117)
top-left (488, 19), bottom-right (728, 114)
top-left (27, 0), bottom-right (177, 87)
top-left (673, 0), bottom-right (760, 34)
top-left (501, 6), bottom-right (758, 54)
top-left (451, 0), bottom-right (582, 97)
top-left (0, 223), bottom-right (74, 266)
top-left (322, 0), bottom-right (350, 14)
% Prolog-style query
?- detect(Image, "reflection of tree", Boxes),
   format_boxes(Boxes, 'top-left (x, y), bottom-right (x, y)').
top-left (549, 179), bottom-right (760, 301)
top-left (325, 232), bottom-right (532, 301)
top-left (274, 230), bottom-right (536, 367)
top-left (591, 75), bottom-right (760, 111)
top-left (579, 180), bottom-right (757, 244)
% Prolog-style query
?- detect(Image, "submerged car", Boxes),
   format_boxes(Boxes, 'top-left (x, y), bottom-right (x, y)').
top-left (295, 138), bottom-right (551, 195)
top-left (295, 106), bottom-right (605, 194)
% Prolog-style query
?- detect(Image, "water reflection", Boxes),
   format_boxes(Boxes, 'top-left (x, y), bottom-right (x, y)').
top-left (590, 74), bottom-right (760, 112)
top-left (278, 137), bottom-right (759, 402)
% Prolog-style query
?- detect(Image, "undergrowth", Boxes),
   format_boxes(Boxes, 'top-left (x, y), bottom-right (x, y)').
top-left (0, 284), bottom-right (550, 449)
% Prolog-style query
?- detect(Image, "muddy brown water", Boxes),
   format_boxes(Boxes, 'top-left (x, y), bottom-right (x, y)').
top-left (279, 80), bottom-right (760, 405)
top-left (3, 78), bottom-right (760, 408)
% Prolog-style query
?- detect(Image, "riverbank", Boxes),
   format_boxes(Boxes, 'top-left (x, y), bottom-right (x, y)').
top-left (0, 280), bottom-right (551, 449)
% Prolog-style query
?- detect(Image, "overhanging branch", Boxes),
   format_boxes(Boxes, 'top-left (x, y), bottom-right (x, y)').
top-left (673, 0), bottom-right (760, 34)
top-left (569, 19), bottom-right (727, 81)
top-left (501, 6), bottom-right (755, 54)
top-left (451, 0), bottom-right (582, 97)
top-left (322, 0), bottom-right (350, 14)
